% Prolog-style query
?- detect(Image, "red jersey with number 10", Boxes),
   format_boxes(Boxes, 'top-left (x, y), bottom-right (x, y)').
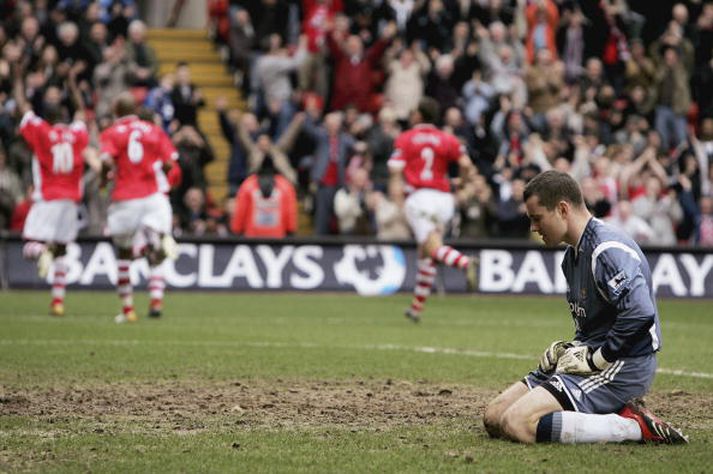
top-left (19, 111), bottom-right (88, 202)
top-left (100, 115), bottom-right (178, 201)
top-left (387, 124), bottom-right (464, 192)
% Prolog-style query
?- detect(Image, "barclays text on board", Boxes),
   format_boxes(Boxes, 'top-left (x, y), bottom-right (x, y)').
top-left (4, 240), bottom-right (713, 298)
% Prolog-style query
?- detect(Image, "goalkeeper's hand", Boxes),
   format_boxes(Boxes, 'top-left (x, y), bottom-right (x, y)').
top-left (556, 345), bottom-right (613, 375)
top-left (538, 340), bottom-right (575, 373)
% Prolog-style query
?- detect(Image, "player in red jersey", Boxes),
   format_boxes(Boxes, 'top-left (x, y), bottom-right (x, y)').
top-left (15, 64), bottom-right (100, 316)
top-left (387, 97), bottom-right (478, 323)
top-left (100, 92), bottom-right (180, 323)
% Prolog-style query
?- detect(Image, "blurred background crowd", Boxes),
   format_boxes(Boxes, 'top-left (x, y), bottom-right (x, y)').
top-left (2, 0), bottom-right (713, 246)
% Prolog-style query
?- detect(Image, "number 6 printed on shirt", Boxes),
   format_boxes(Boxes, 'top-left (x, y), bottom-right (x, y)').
top-left (128, 130), bottom-right (144, 163)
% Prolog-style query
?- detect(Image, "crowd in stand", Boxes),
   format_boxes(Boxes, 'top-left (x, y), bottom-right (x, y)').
top-left (2, 0), bottom-right (713, 246)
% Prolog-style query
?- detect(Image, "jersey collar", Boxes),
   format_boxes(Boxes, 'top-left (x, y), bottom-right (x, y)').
top-left (574, 217), bottom-right (595, 259)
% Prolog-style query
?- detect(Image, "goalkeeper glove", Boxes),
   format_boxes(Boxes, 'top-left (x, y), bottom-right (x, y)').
top-left (556, 345), bottom-right (613, 375)
top-left (538, 340), bottom-right (575, 374)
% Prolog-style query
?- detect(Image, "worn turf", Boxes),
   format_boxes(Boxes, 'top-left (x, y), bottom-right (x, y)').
top-left (1, 291), bottom-right (711, 472)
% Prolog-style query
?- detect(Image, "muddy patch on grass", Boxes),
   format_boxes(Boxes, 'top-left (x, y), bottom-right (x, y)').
top-left (1, 381), bottom-right (710, 432)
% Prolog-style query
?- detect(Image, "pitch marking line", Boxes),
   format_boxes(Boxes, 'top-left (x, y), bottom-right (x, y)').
top-left (2, 339), bottom-right (712, 380)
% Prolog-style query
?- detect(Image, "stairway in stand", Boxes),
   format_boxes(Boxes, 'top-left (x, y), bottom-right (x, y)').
top-left (146, 28), bottom-right (243, 206)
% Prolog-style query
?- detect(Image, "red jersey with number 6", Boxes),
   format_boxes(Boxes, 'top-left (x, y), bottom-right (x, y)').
top-left (19, 111), bottom-right (89, 202)
top-left (387, 124), bottom-right (464, 192)
top-left (99, 115), bottom-right (178, 201)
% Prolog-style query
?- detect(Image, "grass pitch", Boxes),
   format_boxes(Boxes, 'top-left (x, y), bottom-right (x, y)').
top-left (1, 291), bottom-right (711, 472)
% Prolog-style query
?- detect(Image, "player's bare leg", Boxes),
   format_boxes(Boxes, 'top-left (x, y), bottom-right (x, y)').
top-left (114, 246), bottom-right (138, 323)
top-left (483, 381), bottom-right (530, 438)
top-left (49, 244), bottom-right (68, 317)
top-left (494, 386), bottom-right (683, 444)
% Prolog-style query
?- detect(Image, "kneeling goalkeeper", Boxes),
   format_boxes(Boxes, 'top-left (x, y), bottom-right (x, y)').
top-left (483, 171), bottom-right (688, 445)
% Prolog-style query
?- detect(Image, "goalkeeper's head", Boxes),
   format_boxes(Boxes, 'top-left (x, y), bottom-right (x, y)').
top-left (523, 170), bottom-right (590, 247)
top-left (523, 170), bottom-right (585, 211)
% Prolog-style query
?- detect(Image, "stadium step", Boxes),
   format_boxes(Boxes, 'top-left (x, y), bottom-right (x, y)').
top-left (147, 27), bottom-right (244, 205)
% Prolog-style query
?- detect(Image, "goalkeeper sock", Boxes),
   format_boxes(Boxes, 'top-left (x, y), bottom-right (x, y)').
top-left (409, 258), bottom-right (436, 316)
top-left (431, 245), bottom-right (469, 270)
top-left (117, 259), bottom-right (134, 315)
top-left (536, 412), bottom-right (641, 444)
top-left (51, 257), bottom-right (67, 305)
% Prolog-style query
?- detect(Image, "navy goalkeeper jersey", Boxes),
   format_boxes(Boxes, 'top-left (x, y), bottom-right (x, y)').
top-left (561, 218), bottom-right (662, 361)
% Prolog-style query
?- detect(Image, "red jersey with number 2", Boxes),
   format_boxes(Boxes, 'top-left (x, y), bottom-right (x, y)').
top-left (100, 115), bottom-right (178, 201)
top-left (19, 111), bottom-right (88, 202)
top-left (388, 124), bottom-right (464, 192)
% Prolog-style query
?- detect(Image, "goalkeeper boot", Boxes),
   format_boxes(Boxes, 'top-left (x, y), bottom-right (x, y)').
top-left (619, 398), bottom-right (688, 444)
top-left (465, 255), bottom-right (479, 292)
top-left (37, 249), bottom-right (53, 279)
top-left (49, 301), bottom-right (65, 317)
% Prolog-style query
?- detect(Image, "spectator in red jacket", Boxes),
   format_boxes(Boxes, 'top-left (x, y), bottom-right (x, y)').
top-left (325, 19), bottom-right (396, 113)
top-left (231, 155), bottom-right (297, 238)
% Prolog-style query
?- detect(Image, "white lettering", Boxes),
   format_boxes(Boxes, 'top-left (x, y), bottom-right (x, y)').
top-left (291, 246), bottom-right (323, 289)
top-left (60, 243), bottom-right (83, 284)
top-left (512, 251), bottom-right (553, 293)
top-left (164, 244), bottom-right (197, 288)
top-left (652, 253), bottom-right (686, 297)
top-left (256, 245), bottom-right (293, 288)
top-left (80, 242), bottom-right (116, 284)
top-left (219, 245), bottom-right (263, 288)
top-left (198, 244), bottom-right (222, 287)
top-left (479, 250), bottom-right (514, 292)
top-left (678, 254), bottom-right (713, 297)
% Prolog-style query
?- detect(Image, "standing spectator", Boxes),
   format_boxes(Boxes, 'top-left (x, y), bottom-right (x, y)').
top-left (388, 97), bottom-right (477, 323)
top-left (299, 0), bottom-right (343, 98)
top-left (144, 73), bottom-right (176, 133)
top-left (326, 20), bottom-right (396, 113)
top-left (333, 166), bottom-right (372, 235)
top-left (557, 7), bottom-right (589, 83)
top-left (216, 97), bottom-right (254, 194)
top-left (124, 19), bottom-right (158, 88)
top-left (235, 110), bottom-right (304, 184)
top-left (606, 199), bottom-right (655, 243)
top-left (0, 144), bottom-right (24, 231)
top-left (254, 34), bottom-right (307, 137)
top-left (93, 40), bottom-right (131, 119)
top-left (524, 48), bottom-right (564, 120)
top-left (631, 176), bottom-right (683, 246)
top-left (653, 46), bottom-right (691, 151)
top-left (366, 180), bottom-right (411, 240)
top-left (230, 155), bottom-right (297, 238)
top-left (425, 53), bottom-right (459, 112)
top-left (227, 8), bottom-right (255, 89)
top-left (524, 0), bottom-right (559, 64)
top-left (383, 41), bottom-right (430, 122)
top-left (170, 62), bottom-right (205, 129)
top-left (695, 195), bottom-right (713, 246)
top-left (304, 108), bottom-right (354, 235)
top-left (99, 92), bottom-right (180, 323)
